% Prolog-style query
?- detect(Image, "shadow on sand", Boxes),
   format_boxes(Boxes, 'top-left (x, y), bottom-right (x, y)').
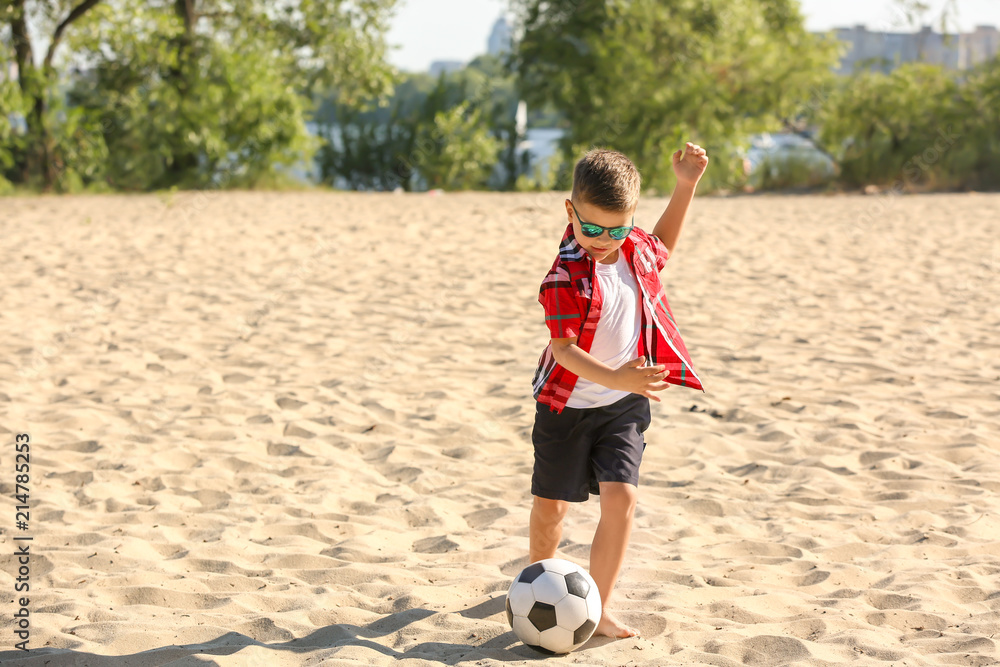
top-left (0, 601), bottom-right (572, 667)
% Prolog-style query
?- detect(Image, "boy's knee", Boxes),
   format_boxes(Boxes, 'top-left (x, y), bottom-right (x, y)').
top-left (533, 496), bottom-right (570, 523)
top-left (599, 482), bottom-right (638, 514)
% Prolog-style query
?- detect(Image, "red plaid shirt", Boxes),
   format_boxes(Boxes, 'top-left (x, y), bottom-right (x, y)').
top-left (532, 222), bottom-right (705, 413)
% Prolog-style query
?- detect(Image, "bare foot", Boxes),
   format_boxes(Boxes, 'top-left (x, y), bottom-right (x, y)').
top-left (594, 610), bottom-right (640, 638)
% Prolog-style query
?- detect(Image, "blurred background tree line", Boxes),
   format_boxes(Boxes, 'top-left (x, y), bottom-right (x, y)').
top-left (1, 0), bottom-right (998, 195)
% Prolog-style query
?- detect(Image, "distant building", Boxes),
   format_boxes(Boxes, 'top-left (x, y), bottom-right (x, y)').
top-left (961, 25), bottom-right (1000, 68)
top-left (428, 60), bottom-right (465, 78)
top-left (488, 16), bottom-right (512, 57)
top-left (831, 24), bottom-right (999, 74)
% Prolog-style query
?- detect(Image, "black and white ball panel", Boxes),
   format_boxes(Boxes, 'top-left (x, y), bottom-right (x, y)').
top-left (506, 558), bottom-right (602, 654)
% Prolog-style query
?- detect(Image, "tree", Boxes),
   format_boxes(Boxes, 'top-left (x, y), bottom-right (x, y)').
top-left (816, 63), bottom-right (961, 189)
top-left (2, 0), bottom-right (398, 191)
top-left (817, 59), bottom-right (1000, 191)
top-left (0, 32), bottom-right (27, 193)
top-left (315, 56), bottom-right (520, 191)
top-left (412, 100), bottom-right (500, 190)
top-left (66, 3), bottom-right (307, 190)
top-left (464, 54), bottom-right (524, 191)
top-left (810, 0), bottom-right (1000, 192)
top-left (960, 58), bottom-right (1000, 190)
top-left (314, 71), bottom-right (433, 191)
top-left (510, 0), bottom-right (841, 192)
top-left (3, 0), bottom-right (103, 189)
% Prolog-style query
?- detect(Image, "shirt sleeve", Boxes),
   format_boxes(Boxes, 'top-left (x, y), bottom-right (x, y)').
top-left (538, 266), bottom-right (583, 339)
top-left (646, 230), bottom-right (671, 271)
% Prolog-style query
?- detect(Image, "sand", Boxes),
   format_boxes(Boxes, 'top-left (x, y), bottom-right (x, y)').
top-left (0, 189), bottom-right (997, 667)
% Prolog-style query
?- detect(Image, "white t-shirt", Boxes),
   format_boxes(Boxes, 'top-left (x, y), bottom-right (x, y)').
top-left (566, 251), bottom-right (643, 409)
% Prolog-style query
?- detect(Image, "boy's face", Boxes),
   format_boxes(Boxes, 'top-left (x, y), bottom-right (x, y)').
top-left (565, 198), bottom-right (634, 264)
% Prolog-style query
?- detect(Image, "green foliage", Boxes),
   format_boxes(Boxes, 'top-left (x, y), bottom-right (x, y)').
top-left (316, 56), bottom-right (521, 191)
top-left (514, 152), bottom-right (564, 192)
top-left (958, 59), bottom-right (1000, 190)
top-left (3, 0), bottom-right (396, 191)
top-left (816, 62), bottom-right (995, 190)
top-left (49, 101), bottom-right (113, 193)
top-left (316, 101), bottom-right (418, 190)
top-left (412, 101), bottom-right (500, 190)
top-left (67, 3), bottom-right (318, 190)
top-left (285, 0), bottom-right (399, 105)
top-left (817, 64), bottom-right (954, 188)
top-left (0, 63), bottom-right (107, 193)
top-left (314, 72), bottom-right (432, 191)
top-left (5, 0), bottom-right (991, 195)
top-left (0, 53), bottom-right (25, 193)
top-left (511, 0), bottom-right (842, 193)
top-left (751, 150), bottom-right (836, 191)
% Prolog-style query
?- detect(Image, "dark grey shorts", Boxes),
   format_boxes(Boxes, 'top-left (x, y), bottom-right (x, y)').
top-left (531, 394), bottom-right (652, 502)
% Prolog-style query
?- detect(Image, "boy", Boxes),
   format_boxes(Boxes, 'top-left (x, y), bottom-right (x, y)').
top-left (529, 145), bottom-right (708, 638)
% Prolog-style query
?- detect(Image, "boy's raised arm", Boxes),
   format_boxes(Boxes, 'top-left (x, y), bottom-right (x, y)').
top-left (651, 142), bottom-right (709, 257)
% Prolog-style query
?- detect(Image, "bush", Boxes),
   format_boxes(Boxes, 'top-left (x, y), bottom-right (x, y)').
top-left (816, 62), bottom-right (996, 191)
top-left (958, 58), bottom-right (1000, 190)
top-left (752, 148), bottom-right (836, 191)
top-left (0, 61), bottom-right (27, 188)
top-left (514, 152), bottom-right (563, 192)
top-left (412, 102), bottom-right (500, 190)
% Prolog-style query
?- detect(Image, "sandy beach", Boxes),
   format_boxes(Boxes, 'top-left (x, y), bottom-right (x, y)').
top-left (0, 189), bottom-right (998, 666)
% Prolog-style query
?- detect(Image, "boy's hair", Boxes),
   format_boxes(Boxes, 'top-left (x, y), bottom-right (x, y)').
top-left (571, 149), bottom-right (641, 213)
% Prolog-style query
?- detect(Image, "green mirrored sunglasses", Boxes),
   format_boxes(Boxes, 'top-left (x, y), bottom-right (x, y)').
top-left (570, 200), bottom-right (634, 240)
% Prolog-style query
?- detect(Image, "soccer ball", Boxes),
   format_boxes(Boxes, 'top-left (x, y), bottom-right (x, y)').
top-left (505, 558), bottom-right (602, 654)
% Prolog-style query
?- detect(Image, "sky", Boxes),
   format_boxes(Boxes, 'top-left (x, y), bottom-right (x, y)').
top-left (386, 0), bottom-right (1000, 72)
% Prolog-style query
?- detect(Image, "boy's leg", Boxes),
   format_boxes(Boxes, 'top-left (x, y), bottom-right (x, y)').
top-left (529, 495), bottom-right (569, 563)
top-left (529, 401), bottom-right (590, 563)
top-left (590, 480), bottom-right (640, 638)
top-left (586, 394), bottom-right (650, 638)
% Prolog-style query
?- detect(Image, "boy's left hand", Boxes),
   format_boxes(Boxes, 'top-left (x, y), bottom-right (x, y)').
top-left (673, 142), bottom-right (709, 187)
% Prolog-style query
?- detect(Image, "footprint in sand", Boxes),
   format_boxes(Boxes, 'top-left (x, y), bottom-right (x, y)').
top-left (463, 507), bottom-right (509, 530)
top-left (276, 396), bottom-right (307, 410)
